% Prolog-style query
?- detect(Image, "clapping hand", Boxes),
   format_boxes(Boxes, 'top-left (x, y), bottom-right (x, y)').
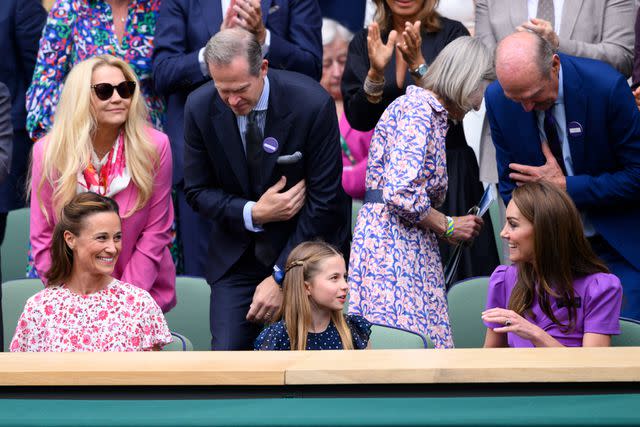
top-left (367, 22), bottom-right (397, 79)
top-left (221, 0), bottom-right (267, 45)
top-left (397, 21), bottom-right (426, 71)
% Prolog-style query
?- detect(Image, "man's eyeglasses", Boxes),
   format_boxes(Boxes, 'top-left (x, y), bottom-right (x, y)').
top-left (91, 81), bottom-right (136, 101)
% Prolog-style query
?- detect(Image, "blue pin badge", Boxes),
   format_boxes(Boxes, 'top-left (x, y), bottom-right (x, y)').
top-left (263, 137), bottom-right (278, 153)
top-left (568, 121), bottom-right (584, 138)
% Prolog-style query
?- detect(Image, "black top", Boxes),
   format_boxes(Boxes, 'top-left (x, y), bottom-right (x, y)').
top-left (341, 17), bottom-right (469, 132)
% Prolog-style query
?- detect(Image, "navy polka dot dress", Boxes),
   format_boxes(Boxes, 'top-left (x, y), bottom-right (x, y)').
top-left (254, 315), bottom-right (371, 350)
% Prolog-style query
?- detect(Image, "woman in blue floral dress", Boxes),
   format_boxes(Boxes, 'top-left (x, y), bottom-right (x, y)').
top-left (25, 0), bottom-right (164, 141)
top-left (348, 37), bottom-right (494, 348)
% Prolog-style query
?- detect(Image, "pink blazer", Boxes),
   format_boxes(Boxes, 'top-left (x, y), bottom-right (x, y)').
top-left (30, 127), bottom-right (176, 312)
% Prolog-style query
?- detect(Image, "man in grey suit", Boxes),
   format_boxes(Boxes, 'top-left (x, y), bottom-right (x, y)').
top-left (475, 0), bottom-right (636, 185)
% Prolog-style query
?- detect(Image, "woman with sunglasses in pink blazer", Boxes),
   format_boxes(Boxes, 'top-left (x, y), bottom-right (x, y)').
top-left (29, 55), bottom-right (176, 312)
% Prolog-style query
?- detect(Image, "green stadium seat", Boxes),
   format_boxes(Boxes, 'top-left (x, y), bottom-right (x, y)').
top-left (2, 278), bottom-right (43, 350)
top-left (351, 199), bottom-right (363, 233)
top-left (163, 331), bottom-right (194, 351)
top-left (163, 276), bottom-right (212, 351)
top-left (488, 200), bottom-right (506, 265)
top-left (1, 208), bottom-right (30, 281)
top-left (369, 323), bottom-right (431, 349)
top-left (447, 276), bottom-right (489, 348)
top-left (612, 318), bottom-right (640, 347)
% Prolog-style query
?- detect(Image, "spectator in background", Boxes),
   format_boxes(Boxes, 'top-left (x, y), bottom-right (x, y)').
top-left (483, 182), bottom-right (622, 348)
top-left (436, 0), bottom-right (475, 35)
top-left (152, 0), bottom-right (322, 277)
top-left (30, 55), bottom-right (176, 313)
top-left (320, 1), bottom-right (367, 34)
top-left (475, 0), bottom-right (635, 187)
top-left (632, 6), bottom-right (640, 110)
top-left (11, 193), bottom-right (172, 352)
top-left (0, 82), bottom-right (14, 351)
top-left (0, 0), bottom-right (46, 253)
top-left (0, 84), bottom-right (12, 214)
top-left (342, 0), bottom-right (499, 282)
top-left (183, 29), bottom-right (349, 350)
top-left (485, 32), bottom-right (640, 320)
top-left (321, 18), bottom-right (372, 201)
top-left (25, 0), bottom-right (165, 141)
top-left (0, 0), bottom-right (46, 352)
top-left (348, 37), bottom-right (491, 349)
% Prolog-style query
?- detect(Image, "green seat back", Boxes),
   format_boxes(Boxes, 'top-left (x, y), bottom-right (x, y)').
top-left (351, 200), bottom-right (363, 233)
top-left (163, 331), bottom-right (194, 351)
top-left (369, 323), bottom-right (430, 349)
top-left (2, 279), bottom-right (43, 350)
top-left (612, 318), bottom-right (640, 347)
top-left (164, 276), bottom-right (212, 351)
top-left (488, 200), bottom-right (506, 265)
top-left (1, 208), bottom-right (30, 281)
top-left (447, 277), bottom-right (489, 348)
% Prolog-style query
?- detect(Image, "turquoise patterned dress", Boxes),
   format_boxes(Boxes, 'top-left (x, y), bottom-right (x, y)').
top-left (25, 0), bottom-right (165, 140)
top-left (348, 85), bottom-right (453, 348)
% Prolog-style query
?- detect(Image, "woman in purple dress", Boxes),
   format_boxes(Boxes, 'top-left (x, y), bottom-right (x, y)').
top-left (483, 182), bottom-right (623, 347)
top-left (348, 37), bottom-right (493, 348)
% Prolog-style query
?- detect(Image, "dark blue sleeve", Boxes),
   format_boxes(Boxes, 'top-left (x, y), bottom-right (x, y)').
top-left (151, 0), bottom-right (210, 95)
top-left (485, 82), bottom-right (516, 204)
top-left (254, 321), bottom-right (291, 350)
top-left (566, 74), bottom-right (640, 208)
top-left (346, 314), bottom-right (371, 349)
top-left (266, 0), bottom-right (322, 80)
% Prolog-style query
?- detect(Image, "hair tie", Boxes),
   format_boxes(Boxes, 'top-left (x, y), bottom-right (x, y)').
top-left (285, 260), bottom-right (305, 272)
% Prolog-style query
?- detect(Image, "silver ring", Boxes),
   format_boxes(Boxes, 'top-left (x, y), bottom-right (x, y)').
top-left (504, 319), bottom-right (511, 326)
top-left (265, 311), bottom-right (272, 319)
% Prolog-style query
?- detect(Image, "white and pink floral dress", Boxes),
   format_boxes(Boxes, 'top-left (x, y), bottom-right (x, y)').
top-left (10, 279), bottom-right (172, 352)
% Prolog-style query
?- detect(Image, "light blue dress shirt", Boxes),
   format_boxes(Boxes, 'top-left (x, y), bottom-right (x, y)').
top-left (536, 65), bottom-right (595, 236)
top-left (240, 76), bottom-right (270, 232)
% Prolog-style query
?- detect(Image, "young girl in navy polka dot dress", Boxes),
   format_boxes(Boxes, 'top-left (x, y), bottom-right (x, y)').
top-left (254, 241), bottom-right (371, 350)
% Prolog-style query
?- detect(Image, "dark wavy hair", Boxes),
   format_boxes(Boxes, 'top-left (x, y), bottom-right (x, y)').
top-left (46, 192), bottom-right (120, 286)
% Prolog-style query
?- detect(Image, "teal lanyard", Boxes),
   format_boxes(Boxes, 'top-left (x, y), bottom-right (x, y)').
top-left (340, 135), bottom-right (356, 165)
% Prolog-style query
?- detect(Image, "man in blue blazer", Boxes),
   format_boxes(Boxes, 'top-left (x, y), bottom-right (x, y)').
top-left (0, 0), bottom-right (45, 231)
top-left (152, 0), bottom-right (322, 277)
top-left (183, 29), bottom-right (349, 350)
top-left (486, 31), bottom-right (640, 320)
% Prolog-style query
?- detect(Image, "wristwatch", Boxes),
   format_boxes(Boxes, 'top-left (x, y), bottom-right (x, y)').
top-left (410, 63), bottom-right (428, 79)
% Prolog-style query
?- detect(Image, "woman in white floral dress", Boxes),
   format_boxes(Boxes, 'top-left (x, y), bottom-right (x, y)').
top-left (348, 37), bottom-right (493, 348)
top-left (10, 192), bottom-right (171, 352)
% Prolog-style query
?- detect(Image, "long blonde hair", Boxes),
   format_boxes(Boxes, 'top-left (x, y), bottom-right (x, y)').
top-left (34, 55), bottom-right (157, 221)
top-left (279, 241), bottom-right (353, 350)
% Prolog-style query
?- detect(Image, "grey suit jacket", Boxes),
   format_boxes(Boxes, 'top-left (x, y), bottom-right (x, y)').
top-left (475, 0), bottom-right (636, 183)
top-left (0, 83), bottom-right (12, 185)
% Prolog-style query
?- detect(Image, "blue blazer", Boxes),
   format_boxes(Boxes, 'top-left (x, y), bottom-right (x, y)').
top-left (183, 69), bottom-right (349, 284)
top-left (0, 0), bottom-right (46, 132)
top-left (486, 53), bottom-right (640, 269)
top-left (152, 0), bottom-right (322, 185)
top-left (0, 0), bottom-right (46, 212)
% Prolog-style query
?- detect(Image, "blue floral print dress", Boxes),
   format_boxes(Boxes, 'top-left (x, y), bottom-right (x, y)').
top-left (348, 85), bottom-right (453, 348)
